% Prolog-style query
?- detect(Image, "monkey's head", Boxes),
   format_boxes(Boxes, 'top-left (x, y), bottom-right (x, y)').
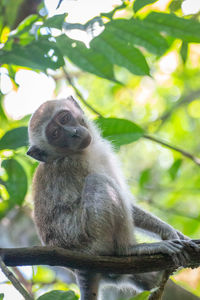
top-left (27, 97), bottom-right (92, 162)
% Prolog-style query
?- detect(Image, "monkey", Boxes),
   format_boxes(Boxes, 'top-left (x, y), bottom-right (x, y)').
top-left (27, 96), bottom-right (198, 300)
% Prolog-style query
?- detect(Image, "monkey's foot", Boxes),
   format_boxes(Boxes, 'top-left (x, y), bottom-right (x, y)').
top-left (130, 240), bottom-right (199, 266)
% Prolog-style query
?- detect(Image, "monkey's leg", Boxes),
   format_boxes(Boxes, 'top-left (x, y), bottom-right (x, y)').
top-left (76, 270), bottom-right (101, 300)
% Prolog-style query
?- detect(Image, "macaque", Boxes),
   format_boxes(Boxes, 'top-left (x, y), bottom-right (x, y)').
top-left (27, 97), bottom-right (196, 300)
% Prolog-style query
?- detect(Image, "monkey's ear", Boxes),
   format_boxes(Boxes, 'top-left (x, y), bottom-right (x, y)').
top-left (27, 146), bottom-right (48, 162)
top-left (67, 96), bottom-right (83, 112)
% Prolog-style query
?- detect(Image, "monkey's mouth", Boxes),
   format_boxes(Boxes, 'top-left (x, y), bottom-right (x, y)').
top-left (79, 134), bottom-right (92, 149)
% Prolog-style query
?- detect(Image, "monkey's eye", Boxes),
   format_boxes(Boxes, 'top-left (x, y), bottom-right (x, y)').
top-left (59, 112), bottom-right (71, 125)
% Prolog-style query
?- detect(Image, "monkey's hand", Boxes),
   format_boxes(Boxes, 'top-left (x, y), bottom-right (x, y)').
top-left (129, 239), bottom-right (199, 267)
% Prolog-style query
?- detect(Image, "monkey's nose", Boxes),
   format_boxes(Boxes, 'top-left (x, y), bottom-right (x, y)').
top-left (71, 128), bottom-right (79, 137)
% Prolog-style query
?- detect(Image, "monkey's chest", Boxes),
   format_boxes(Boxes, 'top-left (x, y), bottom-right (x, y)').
top-left (34, 173), bottom-right (89, 248)
top-left (51, 170), bottom-right (86, 204)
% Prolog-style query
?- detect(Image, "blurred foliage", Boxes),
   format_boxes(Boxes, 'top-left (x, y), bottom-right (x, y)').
top-left (130, 290), bottom-right (151, 299)
top-left (0, 0), bottom-right (200, 299)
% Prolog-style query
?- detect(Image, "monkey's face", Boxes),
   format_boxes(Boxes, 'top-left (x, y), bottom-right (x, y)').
top-left (46, 109), bottom-right (91, 153)
top-left (27, 98), bottom-right (92, 162)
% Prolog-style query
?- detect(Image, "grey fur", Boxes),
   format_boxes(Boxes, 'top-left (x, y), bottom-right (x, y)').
top-left (28, 97), bottom-right (195, 300)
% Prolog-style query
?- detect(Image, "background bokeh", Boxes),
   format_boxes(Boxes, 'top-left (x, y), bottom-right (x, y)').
top-left (0, 0), bottom-right (200, 299)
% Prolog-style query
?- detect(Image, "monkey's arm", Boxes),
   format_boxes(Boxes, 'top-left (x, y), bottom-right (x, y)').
top-left (82, 174), bottom-right (196, 261)
top-left (132, 205), bottom-right (187, 240)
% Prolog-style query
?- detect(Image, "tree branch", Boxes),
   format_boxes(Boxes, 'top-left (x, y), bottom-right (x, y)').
top-left (63, 68), bottom-right (103, 117)
top-left (143, 134), bottom-right (200, 166)
top-left (149, 269), bottom-right (174, 300)
top-left (0, 241), bottom-right (200, 274)
top-left (0, 257), bottom-right (33, 300)
top-left (157, 89), bottom-right (200, 125)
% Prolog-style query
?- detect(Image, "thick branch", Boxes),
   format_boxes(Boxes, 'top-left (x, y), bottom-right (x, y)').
top-left (0, 241), bottom-right (200, 274)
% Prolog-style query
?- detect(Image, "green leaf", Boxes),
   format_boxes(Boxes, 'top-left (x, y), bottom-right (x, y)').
top-left (130, 290), bottom-right (151, 300)
top-left (91, 28), bottom-right (150, 76)
top-left (180, 41), bottom-right (188, 64)
top-left (15, 14), bottom-right (40, 36)
top-left (169, 159), bottom-right (182, 180)
top-left (56, 34), bottom-right (116, 81)
top-left (37, 290), bottom-right (78, 300)
top-left (133, 0), bottom-right (158, 13)
top-left (0, 294), bottom-right (4, 300)
top-left (0, 127), bottom-right (28, 150)
top-left (144, 12), bottom-right (200, 43)
top-left (0, 0), bottom-right (24, 29)
top-left (139, 168), bottom-right (151, 189)
top-left (0, 38), bottom-right (65, 71)
top-left (33, 266), bottom-right (55, 284)
top-left (95, 118), bottom-right (144, 147)
top-left (0, 95), bottom-right (8, 124)
top-left (107, 19), bottom-right (168, 56)
top-left (2, 159), bottom-right (28, 206)
top-left (43, 13), bottom-right (67, 29)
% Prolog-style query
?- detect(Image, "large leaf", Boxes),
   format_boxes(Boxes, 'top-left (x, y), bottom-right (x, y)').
top-left (133, 0), bottom-right (158, 13)
top-left (37, 290), bottom-right (78, 300)
top-left (95, 118), bottom-right (144, 147)
top-left (0, 294), bottom-right (4, 300)
top-left (0, 38), bottom-right (64, 71)
top-left (2, 159), bottom-right (28, 206)
top-left (91, 29), bottom-right (150, 76)
top-left (0, 127), bottom-right (28, 150)
top-left (43, 13), bottom-right (67, 30)
top-left (144, 12), bottom-right (200, 43)
top-left (107, 19), bottom-right (168, 55)
top-left (56, 34), bottom-right (116, 81)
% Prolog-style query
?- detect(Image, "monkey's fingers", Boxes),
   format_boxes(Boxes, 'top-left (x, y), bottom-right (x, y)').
top-left (163, 241), bottom-right (189, 265)
top-left (168, 239), bottom-right (200, 265)
top-left (130, 241), bottom-right (182, 255)
top-left (130, 242), bottom-right (187, 266)
top-left (173, 239), bottom-right (200, 252)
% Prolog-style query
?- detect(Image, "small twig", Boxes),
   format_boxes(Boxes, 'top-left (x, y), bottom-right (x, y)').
top-left (149, 269), bottom-right (174, 300)
top-left (143, 134), bottom-right (200, 166)
top-left (0, 257), bottom-right (33, 300)
top-left (63, 68), bottom-right (103, 117)
top-left (12, 267), bottom-right (33, 295)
